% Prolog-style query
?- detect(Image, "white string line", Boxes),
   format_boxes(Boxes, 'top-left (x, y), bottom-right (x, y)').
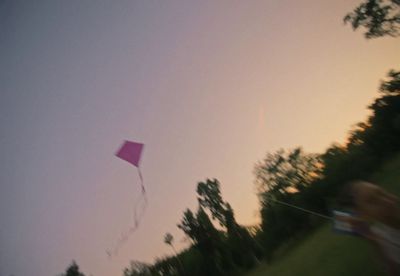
top-left (269, 198), bottom-right (332, 220)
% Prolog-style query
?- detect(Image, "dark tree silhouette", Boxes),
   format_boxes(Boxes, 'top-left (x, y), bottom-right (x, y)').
top-left (254, 147), bottom-right (322, 198)
top-left (344, 0), bottom-right (400, 38)
top-left (123, 261), bottom-right (152, 276)
top-left (380, 70), bottom-right (400, 94)
top-left (196, 179), bottom-right (261, 268)
top-left (254, 148), bottom-right (325, 256)
top-left (61, 261), bottom-right (85, 276)
top-left (197, 179), bottom-right (235, 228)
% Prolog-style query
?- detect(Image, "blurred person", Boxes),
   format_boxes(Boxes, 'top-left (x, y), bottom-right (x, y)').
top-left (336, 181), bottom-right (400, 275)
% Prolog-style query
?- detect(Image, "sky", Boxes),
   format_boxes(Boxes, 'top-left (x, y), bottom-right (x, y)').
top-left (0, 1), bottom-right (399, 275)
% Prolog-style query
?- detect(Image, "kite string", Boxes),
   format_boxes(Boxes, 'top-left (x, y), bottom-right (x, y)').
top-left (133, 167), bottom-right (148, 227)
top-left (138, 167), bottom-right (146, 195)
top-left (269, 198), bottom-right (332, 220)
top-left (107, 167), bottom-right (148, 258)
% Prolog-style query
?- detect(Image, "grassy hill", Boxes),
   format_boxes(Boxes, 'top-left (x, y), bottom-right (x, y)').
top-left (247, 155), bottom-right (400, 276)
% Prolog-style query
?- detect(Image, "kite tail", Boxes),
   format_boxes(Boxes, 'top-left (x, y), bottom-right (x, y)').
top-left (107, 167), bottom-right (148, 258)
top-left (133, 167), bottom-right (148, 228)
top-left (138, 167), bottom-right (145, 193)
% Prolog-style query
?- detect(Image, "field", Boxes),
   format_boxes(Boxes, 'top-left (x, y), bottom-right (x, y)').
top-left (247, 155), bottom-right (400, 276)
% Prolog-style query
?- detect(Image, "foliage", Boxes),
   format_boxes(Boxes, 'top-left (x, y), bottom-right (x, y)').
top-left (172, 179), bottom-right (264, 275)
top-left (380, 69), bottom-right (400, 95)
top-left (123, 261), bottom-right (152, 276)
top-left (253, 148), bottom-right (323, 255)
top-left (61, 261), bottom-right (85, 276)
top-left (197, 179), bottom-right (229, 228)
top-left (344, 0), bottom-right (400, 38)
top-left (254, 148), bottom-right (323, 197)
top-left (197, 179), bottom-right (262, 268)
top-left (164, 233), bottom-right (174, 246)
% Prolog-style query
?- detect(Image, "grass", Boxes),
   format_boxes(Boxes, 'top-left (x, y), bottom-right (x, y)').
top-left (247, 154), bottom-right (400, 276)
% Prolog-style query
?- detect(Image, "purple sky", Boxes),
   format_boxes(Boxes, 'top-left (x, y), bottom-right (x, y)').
top-left (1, 1), bottom-right (399, 276)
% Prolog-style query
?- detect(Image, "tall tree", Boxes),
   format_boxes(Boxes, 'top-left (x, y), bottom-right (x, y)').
top-left (177, 207), bottom-right (221, 253)
top-left (197, 179), bottom-right (235, 229)
top-left (254, 148), bottom-right (324, 256)
top-left (197, 179), bottom-right (260, 268)
top-left (177, 207), bottom-right (227, 275)
top-left (164, 232), bottom-right (185, 275)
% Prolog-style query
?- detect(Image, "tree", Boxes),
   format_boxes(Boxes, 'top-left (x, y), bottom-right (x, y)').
top-left (339, 71), bottom-right (400, 164)
top-left (177, 207), bottom-right (221, 254)
top-left (177, 207), bottom-right (228, 275)
top-left (61, 261), bottom-right (85, 276)
top-left (177, 209), bottom-right (200, 244)
top-left (380, 70), bottom-right (400, 95)
top-left (254, 148), bottom-right (324, 256)
top-left (164, 233), bottom-right (175, 250)
top-left (164, 232), bottom-right (186, 275)
top-left (152, 256), bottom-right (179, 276)
top-left (123, 261), bottom-right (152, 276)
top-left (254, 147), bottom-right (322, 199)
top-left (343, 1), bottom-right (400, 173)
top-left (344, 0), bottom-right (400, 38)
top-left (197, 179), bottom-right (235, 229)
top-left (196, 179), bottom-right (260, 268)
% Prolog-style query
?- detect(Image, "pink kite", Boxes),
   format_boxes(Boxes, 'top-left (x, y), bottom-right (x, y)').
top-left (107, 140), bottom-right (147, 258)
top-left (115, 141), bottom-right (144, 167)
